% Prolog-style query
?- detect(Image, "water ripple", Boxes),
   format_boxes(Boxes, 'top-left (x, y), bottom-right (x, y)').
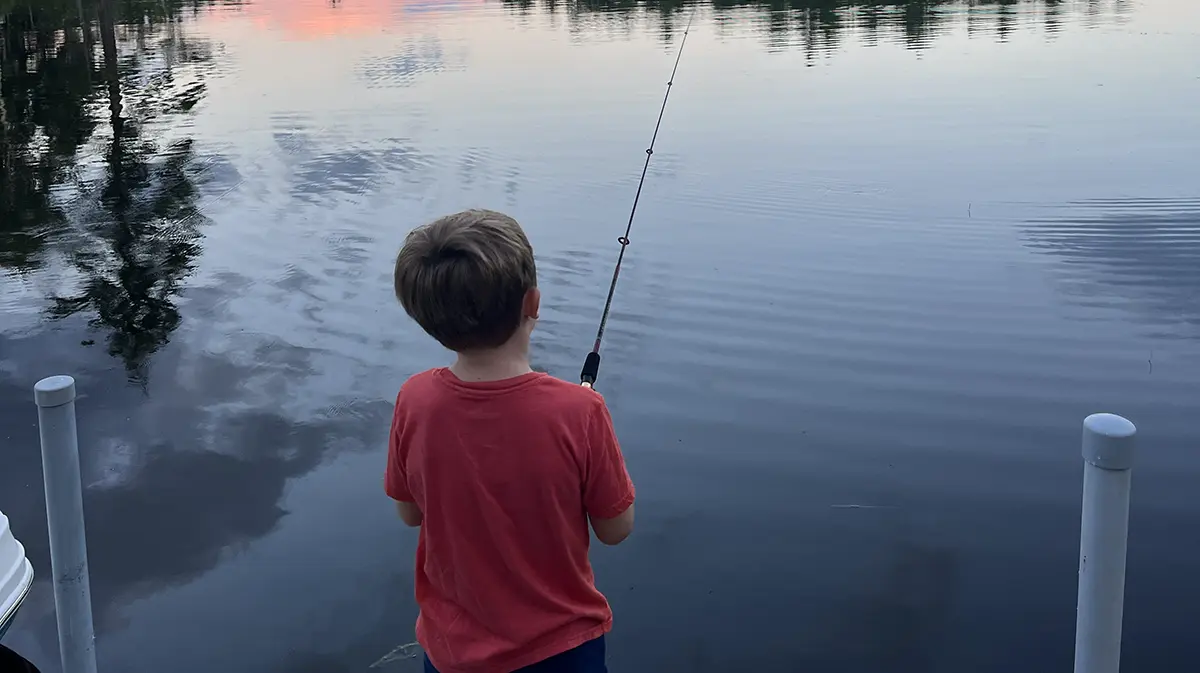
top-left (1024, 197), bottom-right (1200, 335)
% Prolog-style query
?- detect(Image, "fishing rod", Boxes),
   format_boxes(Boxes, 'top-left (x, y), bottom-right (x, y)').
top-left (579, 10), bottom-right (695, 389)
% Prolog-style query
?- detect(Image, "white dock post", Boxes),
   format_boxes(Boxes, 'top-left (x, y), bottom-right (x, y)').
top-left (1074, 413), bottom-right (1137, 673)
top-left (34, 376), bottom-right (98, 673)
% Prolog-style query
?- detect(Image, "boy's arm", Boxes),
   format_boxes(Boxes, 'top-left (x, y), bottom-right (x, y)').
top-left (583, 397), bottom-right (635, 545)
top-left (394, 501), bottom-right (423, 527)
top-left (385, 394), bottom-right (423, 528)
top-left (591, 503), bottom-right (634, 546)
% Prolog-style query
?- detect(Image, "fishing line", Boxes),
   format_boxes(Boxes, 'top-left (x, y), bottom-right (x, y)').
top-left (579, 10), bottom-right (695, 389)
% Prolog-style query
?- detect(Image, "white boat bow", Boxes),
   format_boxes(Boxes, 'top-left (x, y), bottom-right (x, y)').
top-left (0, 510), bottom-right (34, 639)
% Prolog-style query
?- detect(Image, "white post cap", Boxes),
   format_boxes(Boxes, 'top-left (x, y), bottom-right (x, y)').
top-left (1082, 413), bottom-right (1136, 471)
top-left (34, 375), bottom-right (77, 408)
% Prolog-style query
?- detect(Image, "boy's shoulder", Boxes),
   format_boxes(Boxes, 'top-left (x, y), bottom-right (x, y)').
top-left (396, 368), bottom-right (606, 414)
top-left (530, 373), bottom-right (609, 408)
top-left (398, 367), bottom-right (441, 391)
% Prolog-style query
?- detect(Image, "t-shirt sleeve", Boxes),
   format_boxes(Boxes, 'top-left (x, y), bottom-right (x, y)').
top-left (384, 391), bottom-right (415, 502)
top-left (583, 396), bottom-right (635, 520)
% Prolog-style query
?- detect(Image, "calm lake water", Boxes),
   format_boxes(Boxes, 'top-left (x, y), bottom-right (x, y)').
top-left (2, 0), bottom-right (1199, 671)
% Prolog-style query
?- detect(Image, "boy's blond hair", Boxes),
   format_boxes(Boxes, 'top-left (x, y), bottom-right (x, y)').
top-left (394, 209), bottom-right (537, 351)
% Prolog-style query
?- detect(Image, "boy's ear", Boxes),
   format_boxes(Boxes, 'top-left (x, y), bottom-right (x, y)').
top-left (524, 287), bottom-right (541, 320)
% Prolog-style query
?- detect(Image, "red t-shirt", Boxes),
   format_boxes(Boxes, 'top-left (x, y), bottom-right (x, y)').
top-left (384, 368), bottom-right (635, 673)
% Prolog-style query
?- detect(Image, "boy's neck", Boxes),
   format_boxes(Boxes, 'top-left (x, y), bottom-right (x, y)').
top-left (450, 340), bottom-right (533, 383)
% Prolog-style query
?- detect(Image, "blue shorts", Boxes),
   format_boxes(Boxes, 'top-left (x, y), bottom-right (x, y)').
top-left (424, 635), bottom-right (607, 673)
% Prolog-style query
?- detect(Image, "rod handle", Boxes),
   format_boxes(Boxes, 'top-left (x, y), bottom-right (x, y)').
top-left (580, 352), bottom-right (601, 387)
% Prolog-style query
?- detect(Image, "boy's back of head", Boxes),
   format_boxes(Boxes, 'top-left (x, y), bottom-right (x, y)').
top-left (393, 209), bottom-right (537, 352)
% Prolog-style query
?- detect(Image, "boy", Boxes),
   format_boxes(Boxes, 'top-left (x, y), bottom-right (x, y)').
top-left (386, 209), bottom-right (636, 673)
